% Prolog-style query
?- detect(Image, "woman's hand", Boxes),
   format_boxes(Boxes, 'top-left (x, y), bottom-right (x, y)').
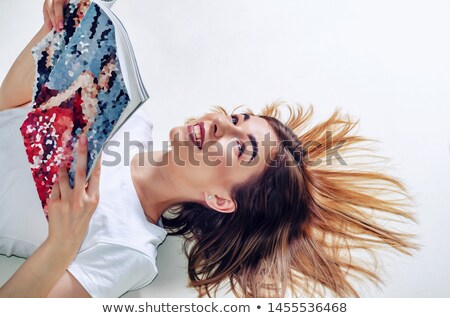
top-left (43, 0), bottom-right (69, 32)
top-left (47, 133), bottom-right (101, 258)
top-left (0, 133), bottom-right (101, 297)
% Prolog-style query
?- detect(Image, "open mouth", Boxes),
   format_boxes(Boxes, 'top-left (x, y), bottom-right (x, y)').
top-left (187, 122), bottom-right (205, 149)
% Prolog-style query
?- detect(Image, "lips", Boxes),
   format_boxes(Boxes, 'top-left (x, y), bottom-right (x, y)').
top-left (187, 121), bottom-right (205, 149)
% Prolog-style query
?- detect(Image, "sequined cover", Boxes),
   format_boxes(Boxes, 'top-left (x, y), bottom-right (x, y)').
top-left (20, 0), bottom-right (130, 215)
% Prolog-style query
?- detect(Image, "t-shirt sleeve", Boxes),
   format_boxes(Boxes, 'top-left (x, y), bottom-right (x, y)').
top-left (67, 243), bottom-right (158, 297)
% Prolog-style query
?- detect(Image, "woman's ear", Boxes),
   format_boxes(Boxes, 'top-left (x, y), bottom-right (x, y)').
top-left (203, 192), bottom-right (236, 213)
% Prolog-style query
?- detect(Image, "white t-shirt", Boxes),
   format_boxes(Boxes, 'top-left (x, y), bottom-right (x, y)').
top-left (0, 104), bottom-right (167, 297)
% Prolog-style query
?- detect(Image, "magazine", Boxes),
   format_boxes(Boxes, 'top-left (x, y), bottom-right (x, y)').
top-left (20, 0), bottom-right (149, 216)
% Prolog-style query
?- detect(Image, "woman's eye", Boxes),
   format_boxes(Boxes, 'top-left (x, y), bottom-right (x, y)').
top-left (231, 115), bottom-right (238, 125)
top-left (236, 139), bottom-right (244, 157)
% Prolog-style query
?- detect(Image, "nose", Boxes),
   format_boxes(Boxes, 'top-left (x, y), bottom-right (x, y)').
top-left (211, 115), bottom-right (237, 139)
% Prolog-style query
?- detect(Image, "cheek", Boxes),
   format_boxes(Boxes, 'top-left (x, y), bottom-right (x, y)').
top-left (194, 145), bottom-right (236, 185)
top-left (211, 146), bottom-right (253, 186)
top-left (199, 139), bottom-right (239, 168)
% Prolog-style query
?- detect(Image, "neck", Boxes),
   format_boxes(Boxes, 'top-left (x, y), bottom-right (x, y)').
top-left (130, 150), bottom-right (192, 224)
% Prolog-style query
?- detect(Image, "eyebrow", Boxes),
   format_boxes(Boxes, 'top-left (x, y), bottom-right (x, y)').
top-left (248, 134), bottom-right (258, 164)
top-left (241, 113), bottom-right (258, 164)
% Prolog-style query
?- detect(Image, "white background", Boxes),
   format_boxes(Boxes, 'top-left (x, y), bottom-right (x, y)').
top-left (0, 0), bottom-right (449, 297)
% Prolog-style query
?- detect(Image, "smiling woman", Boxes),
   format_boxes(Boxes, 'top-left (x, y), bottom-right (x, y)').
top-left (152, 110), bottom-right (280, 215)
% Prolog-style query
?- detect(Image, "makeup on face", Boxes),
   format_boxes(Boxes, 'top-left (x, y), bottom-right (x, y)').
top-left (187, 121), bottom-right (205, 149)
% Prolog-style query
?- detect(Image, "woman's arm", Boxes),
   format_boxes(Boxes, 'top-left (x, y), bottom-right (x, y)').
top-left (0, 134), bottom-right (101, 297)
top-left (0, 25), bottom-right (48, 111)
top-left (0, 0), bottom-right (67, 111)
top-left (0, 240), bottom-right (88, 297)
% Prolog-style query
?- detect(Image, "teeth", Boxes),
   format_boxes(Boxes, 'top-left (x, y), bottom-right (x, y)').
top-left (194, 125), bottom-right (201, 140)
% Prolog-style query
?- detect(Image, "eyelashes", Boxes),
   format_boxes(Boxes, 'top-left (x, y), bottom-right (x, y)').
top-left (231, 114), bottom-right (239, 125)
top-left (231, 115), bottom-right (244, 157)
top-left (236, 139), bottom-right (244, 157)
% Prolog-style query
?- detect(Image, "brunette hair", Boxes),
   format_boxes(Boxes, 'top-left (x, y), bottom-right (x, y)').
top-left (162, 101), bottom-right (418, 297)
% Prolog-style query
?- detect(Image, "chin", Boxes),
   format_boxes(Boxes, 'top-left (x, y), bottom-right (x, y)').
top-left (169, 126), bottom-right (188, 143)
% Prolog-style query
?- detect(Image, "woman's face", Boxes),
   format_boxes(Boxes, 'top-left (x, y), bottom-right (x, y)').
top-left (169, 112), bottom-right (279, 212)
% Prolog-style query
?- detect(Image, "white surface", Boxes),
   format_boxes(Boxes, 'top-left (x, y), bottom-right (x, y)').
top-left (1, 0), bottom-right (449, 297)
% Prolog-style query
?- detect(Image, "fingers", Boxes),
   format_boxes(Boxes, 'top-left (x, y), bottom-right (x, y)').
top-left (53, 0), bottom-right (65, 32)
top-left (42, 2), bottom-right (53, 32)
top-left (87, 154), bottom-right (101, 199)
top-left (51, 179), bottom-right (61, 200)
top-left (58, 164), bottom-right (71, 200)
top-left (43, 0), bottom-right (67, 32)
top-left (44, 0), bottom-right (56, 31)
top-left (74, 133), bottom-right (88, 195)
top-left (59, 133), bottom-right (99, 199)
